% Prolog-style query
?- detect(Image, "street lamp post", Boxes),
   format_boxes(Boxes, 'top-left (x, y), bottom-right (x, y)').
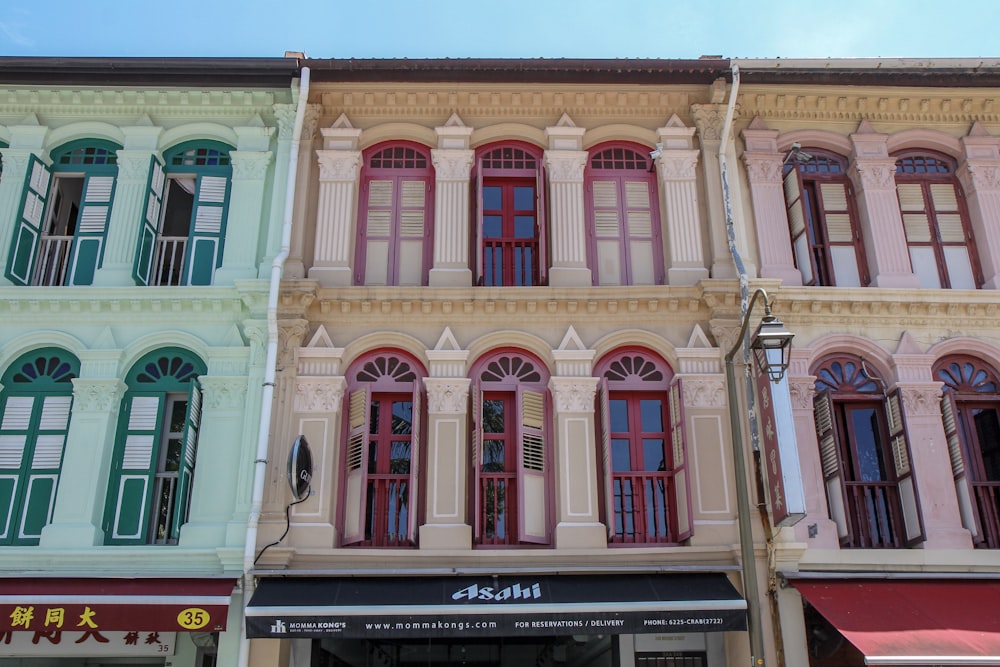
top-left (724, 288), bottom-right (794, 667)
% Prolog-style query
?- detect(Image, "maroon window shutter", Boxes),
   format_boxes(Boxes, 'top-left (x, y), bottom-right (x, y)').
top-left (669, 376), bottom-right (693, 542)
top-left (516, 386), bottom-right (548, 544)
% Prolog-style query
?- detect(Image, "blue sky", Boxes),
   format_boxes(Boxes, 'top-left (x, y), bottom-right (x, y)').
top-left (1, 0), bottom-right (996, 60)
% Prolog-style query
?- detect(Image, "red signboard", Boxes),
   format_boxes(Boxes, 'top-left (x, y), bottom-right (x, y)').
top-left (754, 369), bottom-right (790, 526)
top-left (0, 578), bottom-right (234, 633)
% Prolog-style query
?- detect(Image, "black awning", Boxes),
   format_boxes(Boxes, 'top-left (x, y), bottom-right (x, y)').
top-left (246, 573), bottom-right (746, 639)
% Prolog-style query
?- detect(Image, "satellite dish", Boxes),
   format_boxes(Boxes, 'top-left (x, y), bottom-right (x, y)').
top-left (287, 435), bottom-right (313, 501)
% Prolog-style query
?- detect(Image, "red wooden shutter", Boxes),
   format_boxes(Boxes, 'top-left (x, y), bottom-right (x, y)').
top-left (669, 376), bottom-right (692, 542)
top-left (813, 390), bottom-right (850, 542)
top-left (940, 391), bottom-right (979, 542)
top-left (597, 378), bottom-right (613, 538)
top-left (471, 383), bottom-right (483, 541)
top-left (407, 384), bottom-right (421, 544)
top-left (886, 388), bottom-right (925, 546)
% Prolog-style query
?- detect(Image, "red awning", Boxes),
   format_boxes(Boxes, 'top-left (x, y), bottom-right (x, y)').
top-left (792, 579), bottom-right (1000, 665)
top-left (0, 577), bottom-right (236, 633)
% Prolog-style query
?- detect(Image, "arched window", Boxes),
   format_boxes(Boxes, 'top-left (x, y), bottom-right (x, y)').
top-left (936, 355), bottom-right (1000, 548)
top-left (813, 355), bottom-right (923, 548)
top-left (475, 143), bottom-right (546, 286)
top-left (471, 350), bottom-right (550, 545)
top-left (783, 150), bottom-right (867, 286)
top-left (0, 348), bottom-right (79, 545)
top-left (894, 151), bottom-right (981, 289)
top-left (6, 139), bottom-right (121, 286)
top-left (585, 143), bottom-right (664, 286)
top-left (341, 351), bottom-right (424, 547)
top-left (355, 142), bottom-right (434, 286)
top-left (104, 348), bottom-right (206, 545)
top-left (133, 141), bottom-right (234, 286)
top-left (595, 349), bottom-right (691, 544)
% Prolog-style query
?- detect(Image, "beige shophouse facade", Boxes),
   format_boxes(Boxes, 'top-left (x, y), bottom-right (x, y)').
top-left (247, 58), bottom-right (1000, 667)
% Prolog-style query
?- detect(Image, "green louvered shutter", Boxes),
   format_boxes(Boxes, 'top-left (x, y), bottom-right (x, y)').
top-left (0, 395), bottom-right (72, 545)
top-left (170, 380), bottom-right (201, 541)
top-left (6, 156), bottom-right (51, 285)
top-left (516, 386), bottom-right (548, 544)
top-left (105, 394), bottom-right (162, 545)
top-left (67, 174), bottom-right (116, 285)
top-left (185, 175), bottom-right (230, 285)
top-left (133, 157), bottom-right (165, 286)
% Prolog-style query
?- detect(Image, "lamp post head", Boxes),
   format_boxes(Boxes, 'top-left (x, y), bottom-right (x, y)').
top-left (750, 315), bottom-right (794, 383)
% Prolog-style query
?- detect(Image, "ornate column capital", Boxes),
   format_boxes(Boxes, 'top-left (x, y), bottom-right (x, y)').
top-left (742, 152), bottom-right (784, 184)
top-left (316, 149), bottom-right (361, 182)
top-left (656, 149), bottom-right (700, 181)
top-left (543, 150), bottom-right (587, 183)
top-left (425, 378), bottom-right (471, 414)
top-left (295, 376), bottom-right (346, 413)
top-left (430, 148), bottom-right (474, 181)
top-left (961, 159), bottom-right (1000, 193)
top-left (112, 150), bottom-right (157, 181)
top-left (549, 377), bottom-right (599, 413)
top-left (230, 150), bottom-right (274, 180)
top-left (71, 378), bottom-right (126, 413)
top-left (677, 376), bottom-right (726, 408)
top-left (199, 377), bottom-right (249, 410)
top-left (691, 104), bottom-right (727, 142)
top-left (273, 103), bottom-right (297, 140)
top-left (851, 157), bottom-right (899, 191)
top-left (278, 319), bottom-right (310, 368)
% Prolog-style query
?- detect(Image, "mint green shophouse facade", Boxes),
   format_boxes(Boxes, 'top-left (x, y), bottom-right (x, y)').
top-left (0, 58), bottom-right (300, 667)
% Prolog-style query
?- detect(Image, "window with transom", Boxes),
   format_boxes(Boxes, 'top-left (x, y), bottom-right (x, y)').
top-left (104, 349), bottom-right (205, 545)
top-left (6, 140), bottom-right (121, 287)
top-left (595, 350), bottom-right (691, 545)
top-left (475, 143), bottom-right (545, 286)
top-left (471, 351), bottom-right (550, 546)
top-left (783, 150), bottom-right (867, 287)
top-left (355, 143), bottom-right (434, 286)
top-left (585, 143), bottom-right (664, 286)
top-left (133, 141), bottom-right (233, 286)
top-left (0, 349), bottom-right (79, 545)
top-left (894, 152), bottom-right (980, 289)
top-left (936, 355), bottom-right (1000, 548)
top-left (342, 352), bottom-right (423, 547)
top-left (813, 356), bottom-right (923, 548)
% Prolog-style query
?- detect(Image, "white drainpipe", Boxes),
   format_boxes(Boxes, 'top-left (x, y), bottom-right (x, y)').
top-left (236, 65), bottom-right (310, 667)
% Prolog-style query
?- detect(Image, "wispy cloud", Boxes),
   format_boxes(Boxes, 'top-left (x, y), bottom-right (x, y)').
top-left (0, 21), bottom-right (34, 48)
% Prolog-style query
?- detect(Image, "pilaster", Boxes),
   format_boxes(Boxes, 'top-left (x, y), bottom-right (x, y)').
top-left (742, 123), bottom-right (802, 285)
top-left (41, 377), bottom-right (125, 547)
top-left (214, 145), bottom-right (274, 285)
top-left (549, 376), bottom-right (604, 548)
top-left (958, 127), bottom-right (1000, 288)
top-left (429, 118), bottom-right (475, 287)
top-left (180, 376), bottom-right (249, 547)
top-left (544, 150), bottom-right (591, 286)
top-left (693, 101), bottom-right (738, 279)
top-left (284, 104), bottom-right (322, 280)
top-left (657, 119), bottom-right (709, 285)
top-left (93, 124), bottom-right (163, 286)
top-left (891, 355), bottom-right (973, 548)
top-left (420, 336), bottom-right (473, 548)
top-left (849, 126), bottom-right (920, 288)
top-left (310, 149), bottom-right (361, 286)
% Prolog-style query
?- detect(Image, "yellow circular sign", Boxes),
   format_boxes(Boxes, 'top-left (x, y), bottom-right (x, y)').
top-left (177, 607), bottom-right (211, 630)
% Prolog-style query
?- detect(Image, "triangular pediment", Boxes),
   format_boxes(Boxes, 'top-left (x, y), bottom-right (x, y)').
top-left (433, 327), bottom-right (462, 352)
top-left (557, 326), bottom-right (587, 351)
top-left (306, 325), bottom-right (335, 348)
